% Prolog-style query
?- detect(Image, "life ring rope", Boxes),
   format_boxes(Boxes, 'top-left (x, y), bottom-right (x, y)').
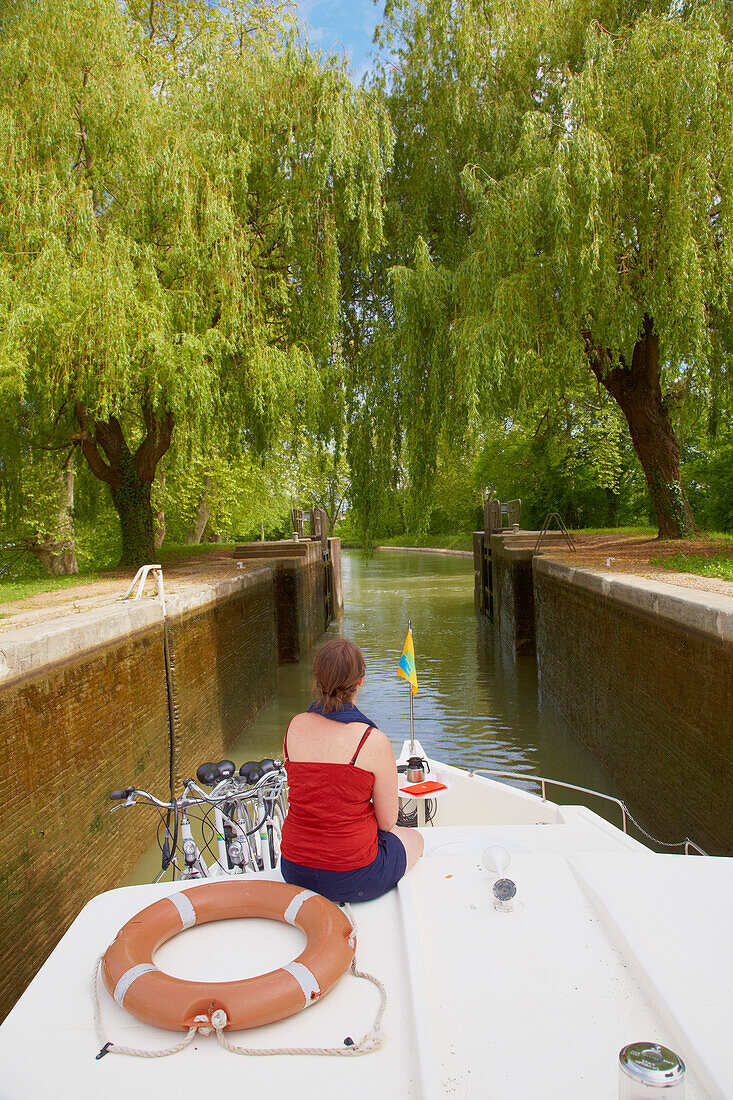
top-left (93, 953), bottom-right (387, 1060)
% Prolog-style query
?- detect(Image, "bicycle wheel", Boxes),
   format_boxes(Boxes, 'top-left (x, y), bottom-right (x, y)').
top-left (229, 798), bottom-right (261, 871)
top-left (267, 802), bottom-right (285, 869)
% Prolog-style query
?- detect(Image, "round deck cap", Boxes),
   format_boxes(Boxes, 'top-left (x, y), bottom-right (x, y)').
top-left (619, 1043), bottom-right (686, 1086)
top-left (492, 878), bottom-right (517, 901)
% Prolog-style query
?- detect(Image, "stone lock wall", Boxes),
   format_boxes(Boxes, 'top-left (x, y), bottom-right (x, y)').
top-left (167, 576), bottom-right (278, 785)
top-left (490, 538), bottom-right (536, 657)
top-left (0, 543), bottom-right (340, 1023)
top-left (329, 537), bottom-right (343, 616)
top-left (273, 555), bottom-right (326, 663)
top-left (474, 535), bottom-right (733, 855)
top-left (0, 624), bottom-right (172, 1026)
top-left (231, 538), bottom-right (340, 663)
top-left (473, 532), bottom-right (536, 655)
top-left (534, 559), bottom-right (733, 855)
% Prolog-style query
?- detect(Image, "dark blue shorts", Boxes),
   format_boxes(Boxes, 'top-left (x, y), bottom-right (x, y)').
top-left (280, 830), bottom-right (408, 904)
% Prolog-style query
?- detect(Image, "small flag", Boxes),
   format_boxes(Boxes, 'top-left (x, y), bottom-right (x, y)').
top-left (398, 627), bottom-right (418, 696)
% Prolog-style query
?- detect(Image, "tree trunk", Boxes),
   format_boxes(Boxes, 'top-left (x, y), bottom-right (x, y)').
top-left (75, 401), bottom-right (174, 568)
top-left (184, 476), bottom-right (213, 544)
top-left (604, 488), bottom-right (620, 528)
top-left (586, 316), bottom-right (696, 538)
top-left (33, 455), bottom-right (79, 576)
top-left (155, 471), bottom-right (166, 550)
top-left (34, 536), bottom-right (78, 576)
top-left (111, 456), bottom-right (157, 566)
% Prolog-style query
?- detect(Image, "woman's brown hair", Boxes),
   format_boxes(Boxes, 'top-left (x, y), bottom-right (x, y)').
top-left (312, 637), bottom-right (365, 714)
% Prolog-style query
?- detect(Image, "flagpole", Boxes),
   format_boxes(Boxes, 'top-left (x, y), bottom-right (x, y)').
top-left (408, 619), bottom-right (415, 755)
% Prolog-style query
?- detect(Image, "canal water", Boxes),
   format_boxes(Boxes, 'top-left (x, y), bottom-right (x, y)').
top-left (230, 549), bottom-right (618, 791)
top-left (127, 549), bottom-right (620, 883)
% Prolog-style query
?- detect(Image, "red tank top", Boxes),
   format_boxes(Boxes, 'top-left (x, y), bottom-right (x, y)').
top-left (280, 722), bottom-right (378, 871)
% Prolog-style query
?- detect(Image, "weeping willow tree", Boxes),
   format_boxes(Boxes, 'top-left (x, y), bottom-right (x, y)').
top-left (124, 0), bottom-right (296, 62)
top-left (0, 0), bottom-right (390, 566)
top-left (347, 0), bottom-right (544, 542)
top-left (378, 0), bottom-right (733, 538)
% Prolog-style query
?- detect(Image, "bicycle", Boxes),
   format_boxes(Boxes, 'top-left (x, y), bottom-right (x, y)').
top-left (109, 757), bottom-right (288, 882)
top-left (197, 757), bottom-right (288, 874)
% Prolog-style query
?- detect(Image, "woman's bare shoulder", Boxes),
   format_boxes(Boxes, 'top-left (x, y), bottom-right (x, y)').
top-left (360, 726), bottom-right (395, 762)
top-left (286, 711), bottom-right (324, 733)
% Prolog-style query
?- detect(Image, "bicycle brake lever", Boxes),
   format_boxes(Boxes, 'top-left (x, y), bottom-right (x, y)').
top-left (110, 793), bottom-right (137, 812)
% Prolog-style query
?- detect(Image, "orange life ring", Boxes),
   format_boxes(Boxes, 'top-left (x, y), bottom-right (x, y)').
top-left (101, 879), bottom-right (356, 1032)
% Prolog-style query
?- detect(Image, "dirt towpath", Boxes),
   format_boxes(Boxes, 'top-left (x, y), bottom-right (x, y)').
top-left (0, 549), bottom-right (262, 634)
top-left (540, 533), bottom-right (733, 599)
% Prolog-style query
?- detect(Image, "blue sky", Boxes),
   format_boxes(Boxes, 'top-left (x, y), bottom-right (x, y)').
top-left (295, 1), bottom-right (385, 83)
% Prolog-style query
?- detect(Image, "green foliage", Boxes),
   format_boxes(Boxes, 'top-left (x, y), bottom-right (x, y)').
top-left (3, 0), bottom-right (733, 555)
top-left (1, 3), bottom-right (385, 428)
top-left (0, 449), bottom-right (121, 577)
top-left (426, 453), bottom-right (481, 536)
top-left (369, 0), bottom-right (733, 540)
top-left (160, 443), bottom-right (300, 543)
top-left (376, 532), bottom-right (474, 551)
top-left (477, 397), bottom-right (650, 530)
top-left (0, 449), bottom-right (67, 546)
top-left (649, 551), bottom-right (733, 581)
top-left (291, 441), bottom-right (350, 534)
top-left (124, 0), bottom-right (296, 64)
top-left (345, 327), bottom-right (402, 546)
top-left (460, 2), bottom-right (733, 383)
top-left (684, 438), bottom-right (733, 533)
top-left (0, 0), bottom-right (390, 563)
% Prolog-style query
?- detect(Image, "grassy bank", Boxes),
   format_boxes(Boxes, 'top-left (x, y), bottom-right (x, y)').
top-left (366, 526), bottom-right (660, 550)
top-left (375, 533), bottom-right (475, 552)
top-left (650, 551), bottom-right (733, 583)
top-left (0, 572), bottom-right (104, 606)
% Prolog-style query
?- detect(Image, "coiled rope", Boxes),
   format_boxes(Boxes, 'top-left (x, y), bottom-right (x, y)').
top-left (211, 958), bottom-right (386, 1057)
top-left (92, 954), bottom-right (198, 1059)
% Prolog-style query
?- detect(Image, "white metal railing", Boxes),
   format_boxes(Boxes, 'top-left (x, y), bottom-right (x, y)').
top-left (467, 768), bottom-right (708, 855)
top-left (120, 563), bottom-right (165, 605)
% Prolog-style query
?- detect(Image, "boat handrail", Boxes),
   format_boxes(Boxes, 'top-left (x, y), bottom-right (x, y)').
top-left (469, 769), bottom-right (629, 830)
top-left (467, 769), bottom-right (708, 855)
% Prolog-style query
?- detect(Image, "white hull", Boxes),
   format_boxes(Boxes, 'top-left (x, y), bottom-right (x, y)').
top-left (1, 744), bottom-right (730, 1099)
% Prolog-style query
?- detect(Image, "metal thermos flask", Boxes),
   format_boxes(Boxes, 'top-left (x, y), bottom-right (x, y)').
top-left (406, 756), bottom-right (426, 783)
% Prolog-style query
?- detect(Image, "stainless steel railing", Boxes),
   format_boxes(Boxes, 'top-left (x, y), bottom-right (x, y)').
top-left (467, 768), bottom-right (708, 855)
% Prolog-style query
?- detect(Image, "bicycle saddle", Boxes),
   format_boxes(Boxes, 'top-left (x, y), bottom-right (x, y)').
top-left (239, 760), bottom-right (258, 780)
top-left (196, 762), bottom-right (218, 786)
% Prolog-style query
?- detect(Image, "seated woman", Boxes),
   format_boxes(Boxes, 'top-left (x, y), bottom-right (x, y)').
top-left (280, 636), bottom-right (423, 903)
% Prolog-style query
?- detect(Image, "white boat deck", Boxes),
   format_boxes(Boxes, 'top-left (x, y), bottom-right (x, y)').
top-left (1, 759), bottom-right (731, 1098)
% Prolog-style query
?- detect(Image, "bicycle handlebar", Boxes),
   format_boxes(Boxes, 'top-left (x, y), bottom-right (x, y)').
top-left (108, 769), bottom-right (286, 812)
top-left (110, 788), bottom-right (172, 809)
